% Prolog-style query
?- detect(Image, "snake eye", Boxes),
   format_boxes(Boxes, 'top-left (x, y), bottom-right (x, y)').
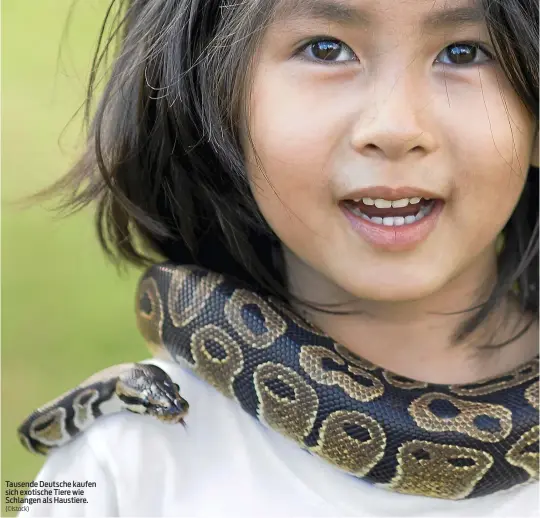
top-left (118, 394), bottom-right (147, 406)
top-left (174, 383), bottom-right (180, 393)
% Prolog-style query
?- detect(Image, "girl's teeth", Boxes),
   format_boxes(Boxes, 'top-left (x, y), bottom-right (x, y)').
top-left (391, 198), bottom-right (409, 208)
top-left (349, 200), bottom-right (436, 226)
top-left (374, 199), bottom-right (392, 209)
top-left (404, 215), bottom-right (416, 224)
top-left (382, 216), bottom-right (409, 226)
top-left (353, 196), bottom-right (425, 207)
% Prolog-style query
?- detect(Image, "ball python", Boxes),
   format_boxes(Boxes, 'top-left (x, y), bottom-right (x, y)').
top-left (18, 263), bottom-right (539, 500)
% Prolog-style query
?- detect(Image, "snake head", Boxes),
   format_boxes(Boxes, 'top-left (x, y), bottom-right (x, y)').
top-left (116, 364), bottom-right (189, 425)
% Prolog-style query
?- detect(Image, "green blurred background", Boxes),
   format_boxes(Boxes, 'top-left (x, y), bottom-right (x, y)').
top-left (2, 1), bottom-right (151, 514)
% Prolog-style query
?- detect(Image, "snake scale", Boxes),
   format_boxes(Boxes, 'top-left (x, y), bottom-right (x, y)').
top-left (18, 263), bottom-right (539, 500)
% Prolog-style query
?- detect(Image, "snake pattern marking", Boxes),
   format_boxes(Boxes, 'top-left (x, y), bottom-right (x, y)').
top-left (18, 263), bottom-right (539, 500)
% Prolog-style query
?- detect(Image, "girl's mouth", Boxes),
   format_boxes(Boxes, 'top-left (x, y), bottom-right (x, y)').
top-left (345, 197), bottom-right (436, 225)
top-left (340, 197), bottom-right (444, 250)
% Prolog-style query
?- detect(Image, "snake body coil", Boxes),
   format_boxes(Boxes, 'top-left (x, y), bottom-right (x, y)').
top-left (18, 263), bottom-right (539, 500)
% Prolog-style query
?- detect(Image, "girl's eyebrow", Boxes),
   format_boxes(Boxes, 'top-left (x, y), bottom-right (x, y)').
top-left (274, 0), bottom-right (484, 30)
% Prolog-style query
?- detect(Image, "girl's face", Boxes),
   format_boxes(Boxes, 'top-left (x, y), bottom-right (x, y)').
top-left (245, 0), bottom-right (538, 303)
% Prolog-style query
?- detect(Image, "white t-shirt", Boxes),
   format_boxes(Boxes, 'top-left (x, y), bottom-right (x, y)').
top-left (22, 358), bottom-right (539, 517)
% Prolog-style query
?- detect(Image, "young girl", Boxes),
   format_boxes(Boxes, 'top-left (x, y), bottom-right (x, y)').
top-left (21, 0), bottom-right (538, 515)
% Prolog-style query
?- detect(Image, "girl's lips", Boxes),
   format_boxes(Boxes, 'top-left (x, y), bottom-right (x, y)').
top-left (341, 199), bottom-right (445, 251)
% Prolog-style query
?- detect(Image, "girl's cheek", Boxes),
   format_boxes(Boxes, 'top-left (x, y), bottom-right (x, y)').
top-left (248, 65), bottom-right (355, 176)
top-left (448, 68), bottom-right (533, 224)
top-left (471, 67), bottom-right (535, 165)
top-left (250, 114), bottom-right (332, 172)
top-left (248, 110), bottom-right (337, 203)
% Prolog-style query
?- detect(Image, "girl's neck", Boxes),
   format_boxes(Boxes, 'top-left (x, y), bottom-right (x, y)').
top-left (284, 249), bottom-right (538, 385)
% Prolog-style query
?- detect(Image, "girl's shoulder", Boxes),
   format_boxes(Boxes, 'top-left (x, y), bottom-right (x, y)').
top-left (24, 358), bottom-right (540, 517)
top-left (24, 358), bottom-right (336, 516)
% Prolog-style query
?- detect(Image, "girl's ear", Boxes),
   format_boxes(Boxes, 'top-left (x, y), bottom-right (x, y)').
top-left (531, 127), bottom-right (539, 168)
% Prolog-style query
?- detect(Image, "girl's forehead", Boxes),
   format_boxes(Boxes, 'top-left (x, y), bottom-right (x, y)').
top-left (272, 0), bottom-right (485, 28)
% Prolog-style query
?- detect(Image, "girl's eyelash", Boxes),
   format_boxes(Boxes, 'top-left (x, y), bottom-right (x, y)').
top-left (294, 38), bottom-right (495, 67)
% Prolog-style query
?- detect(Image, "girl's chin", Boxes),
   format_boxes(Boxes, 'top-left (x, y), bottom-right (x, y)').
top-left (336, 275), bottom-right (444, 304)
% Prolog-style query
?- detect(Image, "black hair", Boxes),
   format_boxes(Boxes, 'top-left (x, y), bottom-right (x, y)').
top-left (29, 0), bottom-right (538, 348)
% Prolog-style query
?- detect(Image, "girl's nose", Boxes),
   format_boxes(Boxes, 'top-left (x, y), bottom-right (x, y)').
top-left (349, 80), bottom-right (438, 161)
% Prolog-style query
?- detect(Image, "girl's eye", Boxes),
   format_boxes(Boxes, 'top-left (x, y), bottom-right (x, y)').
top-left (295, 39), bottom-right (492, 67)
top-left (297, 38), bottom-right (357, 64)
top-left (435, 42), bottom-right (493, 66)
